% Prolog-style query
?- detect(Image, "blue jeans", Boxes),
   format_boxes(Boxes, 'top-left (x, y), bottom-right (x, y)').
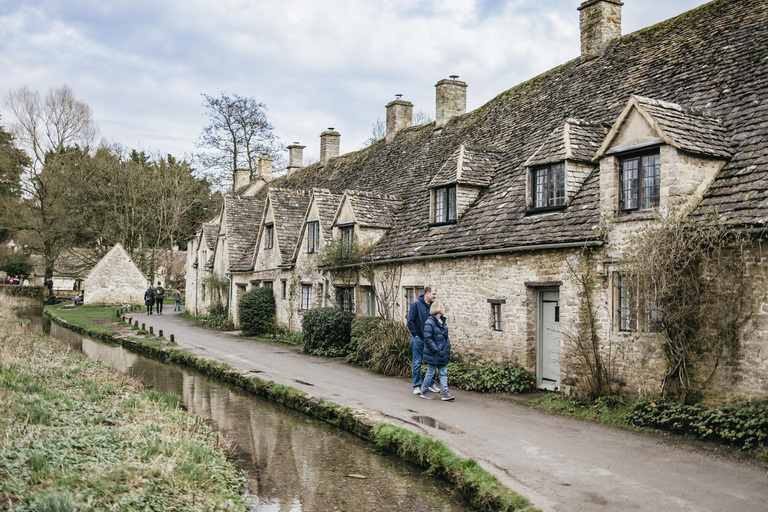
top-left (174, 300), bottom-right (181, 311)
top-left (423, 363), bottom-right (448, 393)
top-left (410, 335), bottom-right (424, 389)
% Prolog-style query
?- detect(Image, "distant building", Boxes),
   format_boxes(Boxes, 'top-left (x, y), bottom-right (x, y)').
top-left (84, 243), bottom-right (148, 305)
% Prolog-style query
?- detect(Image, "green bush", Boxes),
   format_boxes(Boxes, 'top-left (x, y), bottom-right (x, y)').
top-left (301, 307), bottom-right (352, 356)
top-left (627, 398), bottom-right (768, 450)
top-left (448, 361), bottom-right (536, 394)
top-left (238, 287), bottom-right (276, 336)
top-left (347, 316), bottom-right (383, 365)
top-left (347, 317), bottom-right (411, 377)
top-left (200, 301), bottom-right (228, 329)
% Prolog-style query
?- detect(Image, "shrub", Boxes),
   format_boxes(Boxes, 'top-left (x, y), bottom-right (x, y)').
top-left (448, 362), bottom-right (536, 394)
top-left (200, 301), bottom-right (228, 329)
top-left (301, 307), bottom-right (352, 356)
top-left (238, 287), bottom-right (276, 336)
top-left (347, 317), bottom-right (411, 377)
top-left (627, 398), bottom-right (768, 450)
top-left (347, 316), bottom-right (383, 365)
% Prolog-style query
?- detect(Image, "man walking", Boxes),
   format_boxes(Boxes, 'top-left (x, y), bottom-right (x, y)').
top-left (154, 281), bottom-right (165, 315)
top-left (173, 288), bottom-right (182, 311)
top-left (407, 285), bottom-right (440, 395)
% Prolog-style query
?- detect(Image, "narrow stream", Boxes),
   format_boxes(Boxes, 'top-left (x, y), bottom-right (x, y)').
top-left (20, 306), bottom-right (471, 511)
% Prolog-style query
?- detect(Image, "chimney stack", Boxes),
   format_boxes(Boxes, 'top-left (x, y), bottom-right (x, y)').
top-left (233, 168), bottom-right (249, 191)
top-left (258, 156), bottom-right (273, 182)
top-left (286, 142), bottom-right (305, 177)
top-left (435, 76), bottom-right (467, 128)
top-left (385, 95), bottom-right (413, 143)
top-left (578, 0), bottom-right (623, 57)
top-left (319, 128), bottom-right (340, 164)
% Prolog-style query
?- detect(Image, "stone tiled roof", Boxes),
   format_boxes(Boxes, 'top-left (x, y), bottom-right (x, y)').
top-left (267, 188), bottom-right (311, 264)
top-left (429, 145), bottom-right (501, 188)
top-left (312, 189), bottom-right (343, 245)
top-left (225, 196), bottom-right (264, 272)
top-left (342, 190), bottom-right (404, 229)
top-left (202, 223), bottom-right (218, 251)
top-left (526, 119), bottom-right (606, 167)
top-left (249, 0), bottom-right (768, 258)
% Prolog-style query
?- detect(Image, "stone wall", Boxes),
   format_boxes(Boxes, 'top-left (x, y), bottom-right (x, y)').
top-left (84, 245), bottom-right (147, 306)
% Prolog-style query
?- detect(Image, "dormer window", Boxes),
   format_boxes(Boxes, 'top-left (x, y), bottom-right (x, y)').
top-left (434, 185), bottom-right (457, 224)
top-left (340, 225), bottom-right (354, 258)
top-left (307, 221), bottom-right (320, 253)
top-left (620, 151), bottom-right (659, 211)
top-left (265, 224), bottom-right (274, 249)
top-left (532, 163), bottom-right (565, 209)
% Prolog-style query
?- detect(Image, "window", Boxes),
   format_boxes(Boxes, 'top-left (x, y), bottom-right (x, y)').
top-left (236, 284), bottom-right (246, 299)
top-left (301, 284), bottom-right (312, 310)
top-left (263, 281), bottom-right (273, 290)
top-left (621, 152), bottom-right (660, 211)
top-left (618, 273), bottom-right (637, 332)
top-left (201, 285), bottom-right (206, 301)
top-left (492, 303), bottom-right (502, 331)
top-left (340, 226), bottom-right (354, 258)
top-left (281, 279), bottom-right (287, 299)
top-left (532, 163), bottom-right (565, 209)
top-left (404, 286), bottom-right (421, 308)
top-left (367, 287), bottom-right (377, 317)
top-left (265, 224), bottom-right (274, 249)
top-left (338, 287), bottom-right (355, 314)
top-left (434, 185), bottom-right (457, 223)
top-left (307, 221), bottom-right (320, 253)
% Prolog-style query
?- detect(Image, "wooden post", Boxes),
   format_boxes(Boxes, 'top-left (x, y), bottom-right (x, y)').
top-left (134, 320), bottom-right (138, 327)
top-left (170, 334), bottom-right (175, 343)
top-left (141, 323), bottom-right (145, 330)
top-left (149, 326), bottom-right (153, 335)
top-left (159, 329), bottom-right (163, 338)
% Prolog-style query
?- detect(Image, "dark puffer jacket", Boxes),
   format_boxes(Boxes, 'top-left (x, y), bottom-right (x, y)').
top-left (423, 314), bottom-right (451, 365)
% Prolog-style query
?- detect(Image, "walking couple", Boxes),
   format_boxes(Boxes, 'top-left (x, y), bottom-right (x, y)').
top-left (407, 285), bottom-right (455, 401)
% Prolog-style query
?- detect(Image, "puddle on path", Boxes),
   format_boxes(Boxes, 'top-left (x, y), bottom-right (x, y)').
top-left (412, 415), bottom-right (464, 434)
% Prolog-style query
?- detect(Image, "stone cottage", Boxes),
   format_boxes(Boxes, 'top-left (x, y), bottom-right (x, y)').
top-left (188, 0), bottom-right (768, 400)
top-left (84, 243), bottom-right (148, 305)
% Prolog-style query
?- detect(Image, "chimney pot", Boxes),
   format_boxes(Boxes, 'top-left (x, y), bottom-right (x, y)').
top-left (320, 128), bottom-right (341, 164)
top-left (578, 0), bottom-right (623, 57)
top-left (435, 77), bottom-right (467, 128)
top-left (385, 97), bottom-right (413, 143)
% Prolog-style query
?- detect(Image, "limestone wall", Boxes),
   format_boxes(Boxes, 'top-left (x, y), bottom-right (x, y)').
top-left (84, 245), bottom-right (147, 306)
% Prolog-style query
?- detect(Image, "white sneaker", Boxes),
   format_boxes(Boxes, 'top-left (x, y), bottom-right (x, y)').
top-left (413, 387), bottom-right (421, 395)
top-left (428, 385), bottom-right (440, 393)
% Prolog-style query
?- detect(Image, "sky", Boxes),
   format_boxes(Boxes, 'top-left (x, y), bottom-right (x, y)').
top-left (0, 0), bottom-right (708, 170)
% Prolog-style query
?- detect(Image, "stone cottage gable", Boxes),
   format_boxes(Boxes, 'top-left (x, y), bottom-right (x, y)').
top-left (525, 119), bottom-right (604, 166)
top-left (290, 189), bottom-right (342, 263)
top-left (226, 197), bottom-right (264, 272)
top-left (249, 188), bottom-right (311, 267)
top-left (334, 190), bottom-right (404, 230)
top-left (428, 144), bottom-right (500, 188)
top-left (594, 96), bottom-right (731, 160)
top-left (84, 243), bottom-right (148, 305)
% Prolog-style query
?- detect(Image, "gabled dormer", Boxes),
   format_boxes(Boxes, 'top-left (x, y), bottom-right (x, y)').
top-left (595, 95), bottom-right (731, 219)
top-left (292, 188), bottom-right (343, 262)
top-left (524, 118), bottom-right (604, 212)
top-left (428, 144), bottom-right (499, 225)
top-left (251, 188), bottom-right (311, 271)
top-left (331, 190), bottom-right (403, 247)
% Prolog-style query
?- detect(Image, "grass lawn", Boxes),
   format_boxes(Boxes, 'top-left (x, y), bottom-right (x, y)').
top-left (0, 295), bottom-right (246, 511)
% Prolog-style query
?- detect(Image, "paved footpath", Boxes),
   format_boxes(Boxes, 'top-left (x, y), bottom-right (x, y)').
top-left (134, 310), bottom-right (767, 512)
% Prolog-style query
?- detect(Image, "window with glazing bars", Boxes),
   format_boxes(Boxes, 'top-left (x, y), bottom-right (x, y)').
top-left (301, 284), bottom-right (312, 310)
top-left (340, 226), bottom-right (354, 258)
top-left (618, 273), bottom-right (637, 332)
top-left (532, 163), bottom-right (565, 208)
top-left (281, 280), bottom-right (287, 299)
top-left (621, 152), bottom-right (660, 210)
top-left (434, 185), bottom-right (457, 223)
top-left (265, 224), bottom-right (274, 249)
top-left (307, 221), bottom-right (320, 253)
top-left (338, 287), bottom-right (355, 314)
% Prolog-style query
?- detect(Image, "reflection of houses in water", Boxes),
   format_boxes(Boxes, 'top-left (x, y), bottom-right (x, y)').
top-left (80, 338), bottom-right (140, 373)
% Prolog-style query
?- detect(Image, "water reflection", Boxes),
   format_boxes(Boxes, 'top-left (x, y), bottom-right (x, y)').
top-left (70, 336), bottom-right (469, 511)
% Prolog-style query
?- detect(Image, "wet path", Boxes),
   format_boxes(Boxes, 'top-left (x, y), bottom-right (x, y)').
top-left (122, 309), bottom-right (768, 512)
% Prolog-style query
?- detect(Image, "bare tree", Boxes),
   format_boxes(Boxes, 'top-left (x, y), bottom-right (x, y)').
top-left (363, 110), bottom-right (433, 148)
top-left (196, 92), bottom-right (281, 189)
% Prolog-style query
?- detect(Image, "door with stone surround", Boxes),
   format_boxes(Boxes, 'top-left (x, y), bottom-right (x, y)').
top-left (537, 289), bottom-right (561, 390)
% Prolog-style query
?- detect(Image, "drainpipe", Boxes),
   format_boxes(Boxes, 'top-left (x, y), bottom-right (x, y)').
top-left (226, 273), bottom-right (233, 321)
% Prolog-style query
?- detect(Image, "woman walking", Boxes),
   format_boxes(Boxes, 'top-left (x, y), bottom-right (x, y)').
top-left (420, 301), bottom-right (455, 401)
top-left (144, 286), bottom-right (155, 315)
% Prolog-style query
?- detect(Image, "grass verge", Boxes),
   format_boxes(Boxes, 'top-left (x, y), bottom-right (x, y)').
top-left (0, 295), bottom-right (246, 511)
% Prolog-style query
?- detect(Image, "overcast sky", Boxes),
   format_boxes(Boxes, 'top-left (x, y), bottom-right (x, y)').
top-left (0, 0), bottom-right (707, 168)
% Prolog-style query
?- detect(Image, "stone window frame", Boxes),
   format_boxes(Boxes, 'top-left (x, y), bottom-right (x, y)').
top-left (431, 185), bottom-right (457, 225)
top-left (307, 220), bottom-right (320, 253)
top-left (530, 163), bottom-right (566, 210)
top-left (614, 271), bottom-right (661, 333)
top-left (281, 279), bottom-right (288, 300)
top-left (403, 286), bottom-right (423, 309)
top-left (619, 149), bottom-right (660, 212)
top-left (340, 225), bottom-right (354, 258)
top-left (301, 283), bottom-right (312, 310)
top-left (263, 280), bottom-right (273, 290)
top-left (265, 224), bottom-right (274, 249)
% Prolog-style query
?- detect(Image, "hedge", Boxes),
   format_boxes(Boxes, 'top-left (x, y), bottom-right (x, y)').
top-left (238, 287), bottom-right (277, 336)
top-left (301, 307), bottom-right (352, 356)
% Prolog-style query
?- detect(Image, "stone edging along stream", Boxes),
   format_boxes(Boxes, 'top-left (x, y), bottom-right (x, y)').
top-left (45, 309), bottom-right (538, 512)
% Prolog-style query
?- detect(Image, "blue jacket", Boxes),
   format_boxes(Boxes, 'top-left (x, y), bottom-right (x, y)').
top-left (423, 314), bottom-right (451, 365)
top-left (407, 294), bottom-right (432, 338)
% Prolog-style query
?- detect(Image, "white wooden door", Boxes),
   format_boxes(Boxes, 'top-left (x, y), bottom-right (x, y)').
top-left (537, 290), bottom-right (561, 390)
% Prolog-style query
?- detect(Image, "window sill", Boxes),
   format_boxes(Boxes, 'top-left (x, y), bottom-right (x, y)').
top-left (525, 205), bottom-right (566, 216)
top-left (615, 209), bottom-right (656, 223)
top-left (428, 220), bottom-right (457, 228)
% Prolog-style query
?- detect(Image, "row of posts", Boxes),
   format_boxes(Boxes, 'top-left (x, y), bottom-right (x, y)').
top-left (115, 305), bottom-right (175, 344)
